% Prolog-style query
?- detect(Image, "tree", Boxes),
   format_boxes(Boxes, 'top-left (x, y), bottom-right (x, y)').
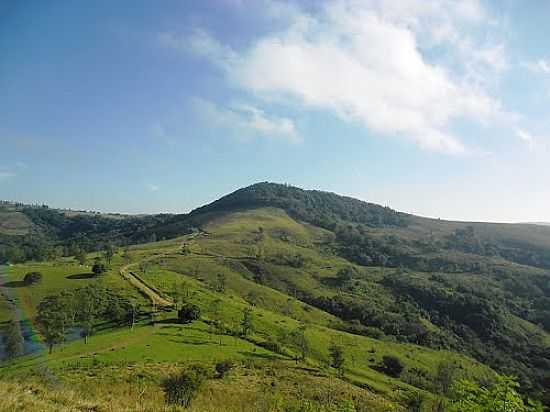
top-left (23, 271), bottom-right (42, 286)
top-left (76, 285), bottom-right (105, 344)
top-left (3, 319), bottom-right (24, 360)
top-left (241, 307), bottom-right (254, 336)
top-left (436, 360), bottom-right (460, 395)
top-left (103, 243), bottom-right (114, 266)
top-left (76, 248), bottom-right (87, 266)
top-left (290, 324), bottom-right (309, 363)
top-left (161, 366), bottom-right (208, 408)
top-left (448, 376), bottom-right (544, 412)
top-left (215, 273), bottom-right (226, 293)
top-left (91, 258), bottom-right (106, 276)
top-left (123, 246), bottom-right (131, 265)
top-left (178, 303), bottom-right (201, 324)
top-left (329, 343), bottom-right (345, 376)
top-left (336, 267), bottom-right (354, 286)
top-left (36, 295), bottom-right (67, 354)
top-left (382, 355), bottom-right (404, 378)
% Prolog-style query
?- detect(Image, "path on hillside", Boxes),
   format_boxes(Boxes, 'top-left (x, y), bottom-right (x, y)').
top-left (120, 262), bottom-right (173, 308)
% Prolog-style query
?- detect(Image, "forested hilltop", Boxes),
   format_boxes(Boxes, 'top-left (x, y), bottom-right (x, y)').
top-left (2, 183), bottom-right (550, 410)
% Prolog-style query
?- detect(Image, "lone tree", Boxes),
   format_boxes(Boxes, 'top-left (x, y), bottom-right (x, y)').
top-left (241, 307), bottom-right (254, 336)
top-left (290, 324), bottom-right (309, 364)
top-left (92, 258), bottom-right (106, 277)
top-left (329, 343), bottom-right (345, 376)
top-left (178, 303), bottom-right (201, 324)
top-left (76, 248), bottom-right (87, 266)
top-left (36, 295), bottom-right (67, 354)
top-left (382, 355), bottom-right (405, 378)
top-left (3, 319), bottom-right (24, 360)
top-left (103, 243), bottom-right (114, 266)
top-left (215, 273), bottom-right (226, 293)
top-left (23, 271), bottom-right (42, 286)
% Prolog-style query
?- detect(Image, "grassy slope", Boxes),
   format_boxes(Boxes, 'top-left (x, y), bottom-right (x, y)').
top-left (1, 208), bottom-right (496, 411)
top-left (0, 207), bottom-right (34, 236)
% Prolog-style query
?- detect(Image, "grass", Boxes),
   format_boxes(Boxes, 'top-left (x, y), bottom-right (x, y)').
top-left (0, 207), bottom-right (498, 411)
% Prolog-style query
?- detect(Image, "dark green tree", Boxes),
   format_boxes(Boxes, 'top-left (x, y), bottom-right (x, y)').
top-left (36, 295), bottom-right (67, 354)
top-left (92, 257), bottom-right (106, 276)
top-left (329, 343), bottom-right (345, 376)
top-left (290, 323), bottom-right (309, 363)
top-left (382, 355), bottom-right (404, 378)
top-left (178, 303), bottom-right (201, 324)
top-left (241, 307), bottom-right (254, 336)
top-left (23, 271), bottom-right (42, 286)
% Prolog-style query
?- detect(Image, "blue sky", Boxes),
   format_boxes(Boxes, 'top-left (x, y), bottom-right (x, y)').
top-left (1, 0), bottom-right (550, 222)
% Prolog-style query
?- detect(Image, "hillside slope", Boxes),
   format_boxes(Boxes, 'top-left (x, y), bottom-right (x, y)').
top-left (2, 183), bottom-right (550, 408)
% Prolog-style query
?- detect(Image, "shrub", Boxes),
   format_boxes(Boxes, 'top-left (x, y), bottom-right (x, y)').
top-left (382, 355), bottom-right (404, 377)
top-left (161, 366), bottom-right (208, 408)
top-left (92, 261), bottom-right (106, 276)
top-left (23, 271), bottom-right (42, 286)
top-left (215, 360), bottom-right (234, 378)
top-left (178, 303), bottom-right (201, 324)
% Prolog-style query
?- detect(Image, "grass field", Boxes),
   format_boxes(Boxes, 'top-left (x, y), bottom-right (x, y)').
top-left (0, 208), bottom-right (498, 411)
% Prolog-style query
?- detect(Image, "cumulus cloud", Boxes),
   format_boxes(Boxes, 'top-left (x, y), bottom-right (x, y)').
top-left (164, 0), bottom-right (507, 154)
top-left (192, 98), bottom-right (300, 143)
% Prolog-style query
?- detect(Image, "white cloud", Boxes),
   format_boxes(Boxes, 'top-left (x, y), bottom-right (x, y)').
top-left (192, 98), bottom-right (300, 143)
top-left (146, 183), bottom-right (160, 192)
top-left (516, 128), bottom-right (537, 150)
top-left (173, 0), bottom-right (505, 154)
top-left (525, 59), bottom-right (550, 75)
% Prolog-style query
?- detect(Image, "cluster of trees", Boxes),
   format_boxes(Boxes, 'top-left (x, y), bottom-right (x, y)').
top-left (35, 284), bottom-right (138, 353)
top-left (0, 203), bottom-right (175, 264)
top-left (190, 182), bottom-right (408, 230)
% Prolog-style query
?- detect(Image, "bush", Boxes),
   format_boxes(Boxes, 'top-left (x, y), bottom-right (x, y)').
top-left (161, 366), bottom-right (208, 407)
top-left (92, 261), bottom-right (106, 276)
top-left (23, 271), bottom-right (42, 286)
top-left (215, 360), bottom-right (234, 378)
top-left (178, 303), bottom-right (201, 324)
top-left (382, 355), bottom-right (404, 377)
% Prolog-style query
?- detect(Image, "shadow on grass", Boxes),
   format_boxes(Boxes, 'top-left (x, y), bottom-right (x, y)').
top-left (167, 337), bottom-right (212, 345)
top-left (1, 280), bottom-right (26, 288)
top-left (238, 351), bottom-right (282, 361)
top-left (66, 273), bottom-right (95, 280)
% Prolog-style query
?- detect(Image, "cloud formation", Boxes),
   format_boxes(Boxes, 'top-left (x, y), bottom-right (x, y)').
top-left (192, 98), bottom-right (300, 143)
top-left (165, 0), bottom-right (507, 154)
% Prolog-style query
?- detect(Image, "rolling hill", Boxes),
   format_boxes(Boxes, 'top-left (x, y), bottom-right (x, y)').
top-left (1, 182), bottom-right (550, 410)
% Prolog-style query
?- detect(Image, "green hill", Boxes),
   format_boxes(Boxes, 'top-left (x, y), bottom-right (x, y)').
top-left (1, 183), bottom-right (550, 410)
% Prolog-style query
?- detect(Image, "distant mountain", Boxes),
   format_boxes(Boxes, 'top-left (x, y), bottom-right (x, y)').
top-left (526, 222), bottom-right (550, 227)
